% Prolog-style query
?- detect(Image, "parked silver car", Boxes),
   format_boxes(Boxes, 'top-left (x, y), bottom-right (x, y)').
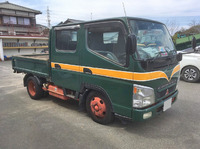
top-left (180, 48), bottom-right (200, 83)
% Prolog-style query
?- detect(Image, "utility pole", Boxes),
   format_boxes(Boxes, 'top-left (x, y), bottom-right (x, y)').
top-left (47, 6), bottom-right (51, 28)
top-left (91, 13), bottom-right (93, 20)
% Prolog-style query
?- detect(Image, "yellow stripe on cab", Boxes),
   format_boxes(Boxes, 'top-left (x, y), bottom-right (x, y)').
top-left (51, 62), bottom-right (180, 82)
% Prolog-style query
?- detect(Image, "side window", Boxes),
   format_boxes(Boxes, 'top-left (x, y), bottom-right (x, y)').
top-left (56, 30), bottom-right (77, 51)
top-left (87, 23), bottom-right (126, 65)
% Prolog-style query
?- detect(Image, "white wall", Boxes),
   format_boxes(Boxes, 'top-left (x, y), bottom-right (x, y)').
top-left (0, 36), bottom-right (48, 60)
top-left (0, 39), bottom-right (4, 61)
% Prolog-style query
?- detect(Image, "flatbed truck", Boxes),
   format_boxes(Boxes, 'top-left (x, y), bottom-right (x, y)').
top-left (12, 17), bottom-right (184, 124)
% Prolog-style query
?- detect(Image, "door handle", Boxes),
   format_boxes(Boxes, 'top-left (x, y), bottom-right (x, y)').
top-left (55, 64), bottom-right (61, 69)
top-left (83, 68), bottom-right (92, 74)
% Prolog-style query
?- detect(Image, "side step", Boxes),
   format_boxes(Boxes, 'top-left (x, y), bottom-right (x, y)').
top-left (43, 84), bottom-right (75, 100)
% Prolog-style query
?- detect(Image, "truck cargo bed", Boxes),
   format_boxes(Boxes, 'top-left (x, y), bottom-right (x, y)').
top-left (12, 54), bottom-right (49, 78)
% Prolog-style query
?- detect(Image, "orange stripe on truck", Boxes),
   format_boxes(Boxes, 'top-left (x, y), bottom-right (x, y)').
top-left (51, 62), bottom-right (180, 82)
top-left (81, 67), bottom-right (133, 80)
top-left (133, 71), bottom-right (169, 81)
top-left (170, 65), bottom-right (180, 80)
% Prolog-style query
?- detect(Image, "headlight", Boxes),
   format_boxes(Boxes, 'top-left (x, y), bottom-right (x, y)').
top-left (133, 84), bottom-right (155, 108)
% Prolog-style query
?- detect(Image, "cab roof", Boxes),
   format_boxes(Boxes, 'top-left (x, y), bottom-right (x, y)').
top-left (53, 16), bottom-right (164, 28)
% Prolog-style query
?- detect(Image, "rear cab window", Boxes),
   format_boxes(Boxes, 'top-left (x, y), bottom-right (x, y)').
top-left (54, 25), bottom-right (80, 52)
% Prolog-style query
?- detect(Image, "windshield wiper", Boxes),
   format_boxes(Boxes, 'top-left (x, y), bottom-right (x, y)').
top-left (143, 51), bottom-right (163, 70)
top-left (146, 51), bottom-right (166, 62)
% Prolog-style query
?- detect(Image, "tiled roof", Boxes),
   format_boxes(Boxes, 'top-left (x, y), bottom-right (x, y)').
top-left (0, 1), bottom-right (41, 14)
top-left (63, 19), bottom-right (84, 24)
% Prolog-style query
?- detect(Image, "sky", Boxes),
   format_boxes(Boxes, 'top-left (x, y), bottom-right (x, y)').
top-left (1, 0), bottom-right (200, 28)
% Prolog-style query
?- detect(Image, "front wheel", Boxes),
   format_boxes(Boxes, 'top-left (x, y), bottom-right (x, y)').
top-left (182, 66), bottom-right (200, 83)
top-left (86, 91), bottom-right (114, 125)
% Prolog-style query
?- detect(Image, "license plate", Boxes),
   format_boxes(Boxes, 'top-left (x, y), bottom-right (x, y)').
top-left (163, 98), bottom-right (172, 111)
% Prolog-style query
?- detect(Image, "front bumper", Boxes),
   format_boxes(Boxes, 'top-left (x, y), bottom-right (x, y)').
top-left (132, 90), bottom-right (178, 121)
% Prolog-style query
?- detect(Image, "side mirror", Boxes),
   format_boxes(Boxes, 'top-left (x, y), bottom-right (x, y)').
top-left (181, 37), bottom-right (198, 55)
top-left (192, 37), bottom-right (197, 51)
top-left (176, 53), bottom-right (182, 62)
top-left (126, 34), bottom-right (137, 55)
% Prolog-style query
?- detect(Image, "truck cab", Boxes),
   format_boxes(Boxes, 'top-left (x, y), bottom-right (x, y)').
top-left (13, 17), bottom-right (181, 124)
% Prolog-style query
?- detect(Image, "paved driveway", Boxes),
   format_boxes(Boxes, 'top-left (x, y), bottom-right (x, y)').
top-left (0, 61), bottom-right (200, 149)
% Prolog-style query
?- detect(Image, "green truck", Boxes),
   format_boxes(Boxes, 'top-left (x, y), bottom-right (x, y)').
top-left (175, 33), bottom-right (200, 50)
top-left (12, 17), bottom-right (182, 124)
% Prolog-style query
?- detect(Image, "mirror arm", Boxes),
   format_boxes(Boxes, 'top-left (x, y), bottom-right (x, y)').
top-left (181, 51), bottom-right (195, 55)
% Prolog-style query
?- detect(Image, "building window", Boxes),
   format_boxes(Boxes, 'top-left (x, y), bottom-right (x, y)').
top-left (3, 16), bottom-right (10, 24)
top-left (18, 18), bottom-right (30, 25)
top-left (56, 30), bottom-right (78, 51)
top-left (3, 16), bottom-right (17, 24)
top-left (3, 16), bottom-right (30, 26)
top-left (18, 17), bottom-right (24, 25)
top-left (24, 18), bottom-right (30, 25)
top-left (10, 17), bottom-right (17, 24)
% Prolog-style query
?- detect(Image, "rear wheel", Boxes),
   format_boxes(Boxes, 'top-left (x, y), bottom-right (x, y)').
top-left (27, 76), bottom-right (44, 99)
top-left (182, 66), bottom-right (200, 83)
top-left (86, 91), bottom-right (114, 124)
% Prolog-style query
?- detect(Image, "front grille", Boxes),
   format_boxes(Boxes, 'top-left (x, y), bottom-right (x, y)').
top-left (157, 85), bottom-right (176, 98)
top-left (157, 79), bottom-right (177, 90)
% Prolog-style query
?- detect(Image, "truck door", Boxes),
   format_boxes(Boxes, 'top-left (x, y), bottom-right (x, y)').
top-left (80, 21), bottom-right (133, 117)
top-left (50, 25), bottom-right (80, 91)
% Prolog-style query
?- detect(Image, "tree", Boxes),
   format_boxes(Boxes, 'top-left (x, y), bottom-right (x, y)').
top-left (165, 19), bottom-right (180, 36)
top-left (188, 19), bottom-right (200, 27)
top-left (173, 19), bottom-right (200, 41)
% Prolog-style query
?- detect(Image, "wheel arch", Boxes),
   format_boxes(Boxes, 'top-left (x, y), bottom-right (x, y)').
top-left (24, 74), bottom-right (46, 87)
top-left (79, 83), bottom-right (114, 112)
top-left (181, 65), bottom-right (200, 76)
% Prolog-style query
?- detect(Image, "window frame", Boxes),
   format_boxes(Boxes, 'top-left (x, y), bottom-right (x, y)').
top-left (3, 16), bottom-right (10, 24)
top-left (24, 18), bottom-right (30, 25)
top-left (17, 17), bottom-right (24, 25)
top-left (10, 16), bottom-right (17, 24)
top-left (85, 21), bottom-right (128, 66)
top-left (54, 25), bottom-right (80, 53)
top-left (2, 16), bottom-right (31, 26)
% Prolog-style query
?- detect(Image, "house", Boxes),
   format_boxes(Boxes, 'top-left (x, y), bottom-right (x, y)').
top-left (0, 1), bottom-right (48, 61)
top-left (58, 18), bottom-right (84, 25)
top-left (0, 1), bottom-right (47, 36)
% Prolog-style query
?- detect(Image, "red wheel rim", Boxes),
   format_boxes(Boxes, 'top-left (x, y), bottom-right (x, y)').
top-left (90, 97), bottom-right (106, 118)
top-left (28, 80), bottom-right (36, 96)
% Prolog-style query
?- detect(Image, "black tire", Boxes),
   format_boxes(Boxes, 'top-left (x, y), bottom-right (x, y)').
top-left (182, 66), bottom-right (200, 83)
top-left (86, 91), bottom-right (114, 125)
top-left (27, 76), bottom-right (44, 100)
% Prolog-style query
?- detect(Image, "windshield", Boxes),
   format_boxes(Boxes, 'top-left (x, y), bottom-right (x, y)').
top-left (129, 20), bottom-right (176, 60)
